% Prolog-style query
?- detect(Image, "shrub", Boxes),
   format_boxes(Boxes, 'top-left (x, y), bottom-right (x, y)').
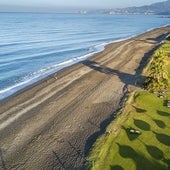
top-left (144, 49), bottom-right (169, 92)
top-left (166, 34), bottom-right (170, 41)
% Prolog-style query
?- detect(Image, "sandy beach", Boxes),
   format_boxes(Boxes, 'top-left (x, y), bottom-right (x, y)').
top-left (0, 26), bottom-right (170, 170)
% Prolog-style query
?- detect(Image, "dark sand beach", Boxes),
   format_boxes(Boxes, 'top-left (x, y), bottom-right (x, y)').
top-left (0, 26), bottom-right (170, 170)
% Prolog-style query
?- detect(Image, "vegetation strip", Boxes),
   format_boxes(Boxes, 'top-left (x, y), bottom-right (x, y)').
top-left (86, 38), bottom-right (170, 170)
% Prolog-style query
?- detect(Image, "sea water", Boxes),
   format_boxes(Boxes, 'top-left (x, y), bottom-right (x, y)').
top-left (0, 13), bottom-right (169, 99)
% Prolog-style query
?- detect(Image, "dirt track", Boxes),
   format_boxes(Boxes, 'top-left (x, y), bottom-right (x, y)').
top-left (0, 26), bottom-right (170, 170)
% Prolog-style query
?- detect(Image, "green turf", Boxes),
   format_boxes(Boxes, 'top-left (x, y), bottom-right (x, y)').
top-left (86, 41), bottom-right (170, 170)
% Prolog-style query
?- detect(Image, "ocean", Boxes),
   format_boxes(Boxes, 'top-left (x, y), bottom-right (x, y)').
top-left (0, 13), bottom-right (169, 100)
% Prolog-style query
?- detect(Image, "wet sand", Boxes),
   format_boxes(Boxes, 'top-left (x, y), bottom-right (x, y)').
top-left (0, 26), bottom-right (170, 170)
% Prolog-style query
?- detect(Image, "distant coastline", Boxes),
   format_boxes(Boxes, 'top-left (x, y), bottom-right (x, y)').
top-left (0, 0), bottom-right (170, 14)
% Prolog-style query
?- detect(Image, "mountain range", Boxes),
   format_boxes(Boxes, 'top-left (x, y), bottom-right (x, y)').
top-left (101, 0), bottom-right (170, 15)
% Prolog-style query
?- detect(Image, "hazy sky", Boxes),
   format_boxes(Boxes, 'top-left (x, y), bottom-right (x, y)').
top-left (0, 0), bottom-right (166, 10)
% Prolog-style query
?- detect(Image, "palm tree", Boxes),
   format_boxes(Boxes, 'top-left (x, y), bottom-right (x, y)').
top-left (144, 49), bottom-right (169, 92)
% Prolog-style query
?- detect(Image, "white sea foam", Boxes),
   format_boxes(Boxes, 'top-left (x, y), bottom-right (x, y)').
top-left (146, 24), bottom-right (170, 32)
top-left (0, 26), bottom-right (168, 100)
top-left (0, 42), bottom-right (109, 99)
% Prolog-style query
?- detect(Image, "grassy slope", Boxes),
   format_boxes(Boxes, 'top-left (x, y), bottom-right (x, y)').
top-left (87, 41), bottom-right (170, 170)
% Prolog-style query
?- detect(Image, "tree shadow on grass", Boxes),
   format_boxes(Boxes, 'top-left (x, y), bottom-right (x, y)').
top-left (153, 131), bottom-right (170, 146)
top-left (116, 143), bottom-right (168, 170)
top-left (110, 165), bottom-right (124, 170)
top-left (163, 100), bottom-right (169, 107)
top-left (117, 143), bottom-right (136, 158)
top-left (153, 119), bottom-right (166, 129)
top-left (132, 105), bottom-right (147, 113)
top-left (138, 139), bottom-right (164, 160)
top-left (145, 145), bottom-right (164, 160)
top-left (157, 110), bottom-right (170, 117)
top-left (134, 119), bottom-right (150, 131)
top-left (121, 126), bottom-right (139, 141)
top-left (162, 159), bottom-right (170, 169)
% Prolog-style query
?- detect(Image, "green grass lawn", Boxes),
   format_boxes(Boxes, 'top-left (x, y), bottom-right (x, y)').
top-left (86, 41), bottom-right (170, 170)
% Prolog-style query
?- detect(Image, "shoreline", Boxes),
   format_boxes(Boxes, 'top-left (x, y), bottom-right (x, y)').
top-left (0, 24), bottom-right (169, 101)
top-left (0, 26), bottom-right (170, 169)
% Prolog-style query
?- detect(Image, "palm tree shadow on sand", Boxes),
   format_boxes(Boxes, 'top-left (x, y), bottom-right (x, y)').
top-left (84, 111), bottom-right (116, 156)
top-left (81, 60), bottom-right (138, 86)
top-left (0, 149), bottom-right (7, 170)
top-left (81, 35), bottom-right (165, 89)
